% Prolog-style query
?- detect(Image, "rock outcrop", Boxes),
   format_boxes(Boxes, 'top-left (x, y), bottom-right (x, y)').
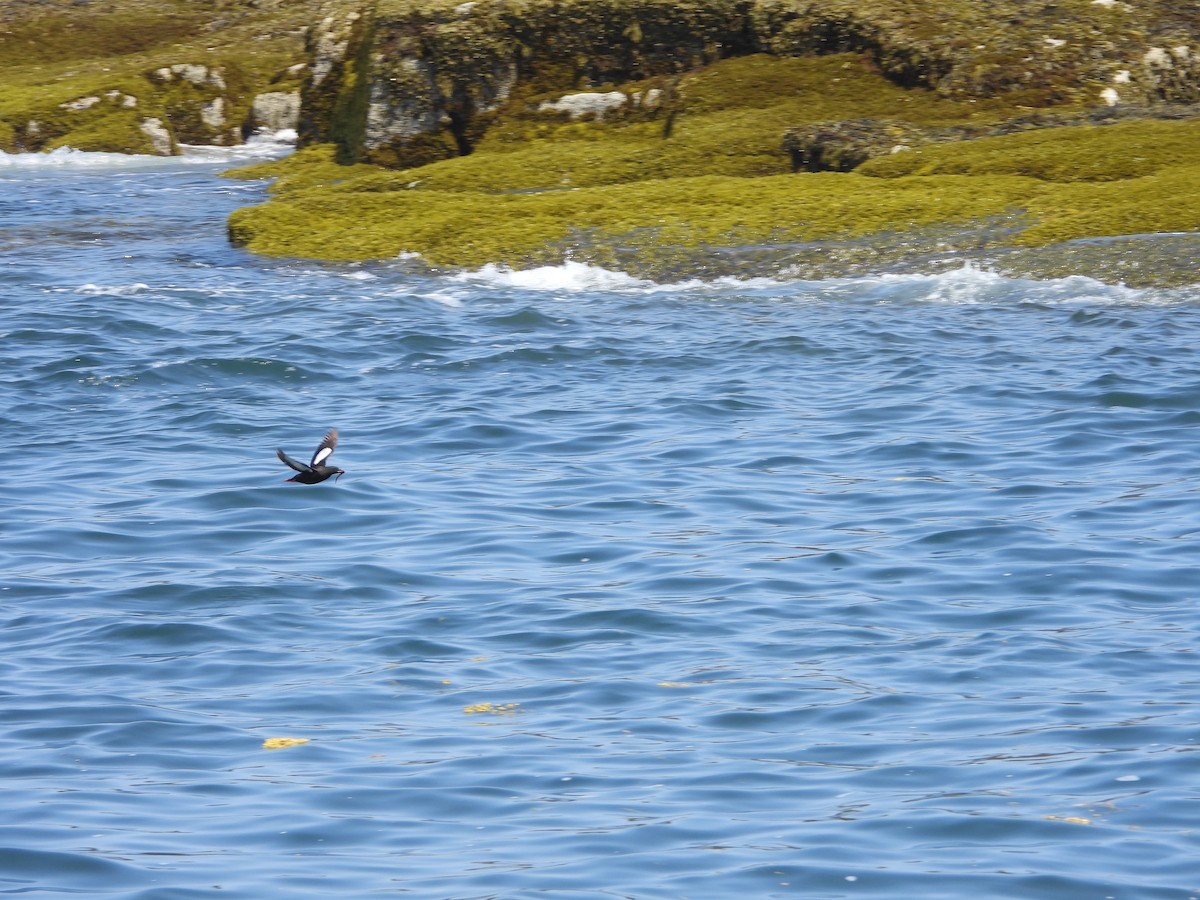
top-left (0, 0), bottom-right (321, 154)
top-left (4, 0), bottom-right (1200, 285)
top-left (3, 0), bottom-right (1198, 163)
top-left (293, 0), bottom-right (1200, 168)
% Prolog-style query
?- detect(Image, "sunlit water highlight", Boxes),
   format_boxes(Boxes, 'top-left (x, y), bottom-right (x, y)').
top-left (2, 144), bottom-right (1200, 899)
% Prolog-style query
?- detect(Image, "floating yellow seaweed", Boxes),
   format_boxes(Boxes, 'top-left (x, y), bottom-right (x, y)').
top-left (1044, 815), bottom-right (1091, 825)
top-left (262, 737), bottom-right (311, 750)
top-left (463, 702), bottom-right (520, 715)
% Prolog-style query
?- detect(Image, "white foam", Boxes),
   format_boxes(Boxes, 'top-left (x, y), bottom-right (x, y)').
top-left (865, 262), bottom-right (1153, 305)
top-left (74, 283), bottom-right (151, 296)
top-left (0, 146), bottom-right (167, 170)
top-left (648, 274), bottom-right (803, 295)
top-left (178, 129), bottom-right (297, 165)
top-left (872, 261), bottom-right (1018, 303)
top-left (0, 130), bottom-right (295, 172)
top-left (748, 261), bottom-right (1158, 306)
top-left (455, 260), bottom-right (882, 298)
top-left (454, 260), bottom-right (655, 293)
top-left (444, 258), bottom-right (1189, 304)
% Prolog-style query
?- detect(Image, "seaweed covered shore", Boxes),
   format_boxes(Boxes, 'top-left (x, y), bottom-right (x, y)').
top-left (4, 0), bottom-right (1200, 283)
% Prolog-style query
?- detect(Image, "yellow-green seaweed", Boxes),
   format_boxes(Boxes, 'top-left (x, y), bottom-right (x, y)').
top-left (227, 51), bottom-right (1200, 284)
top-left (5, 0), bottom-right (1197, 283)
top-left (0, 0), bottom-right (320, 153)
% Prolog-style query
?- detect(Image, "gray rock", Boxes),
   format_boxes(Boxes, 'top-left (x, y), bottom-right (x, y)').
top-left (250, 91), bottom-right (301, 132)
top-left (139, 118), bottom-right (174, 155)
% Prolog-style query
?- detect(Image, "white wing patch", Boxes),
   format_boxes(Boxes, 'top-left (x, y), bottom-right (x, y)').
top-left (308, 428), bottom-right (338, 466)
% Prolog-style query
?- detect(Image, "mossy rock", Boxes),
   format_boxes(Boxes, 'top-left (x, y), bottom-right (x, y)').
top-left (0, 0), bottom-right (322, 154)
top-left (322, 0), bottom-right (1200, 168)
top-left (7, 0), bottom-right (1193, 285)
top-left (44, 107), bottom-right (162, 155)
top-left (0, 3), bottom-right (210, 67)
top-left (227, 81), bottom-right (1200, 286)
top-left (860, 116), bottom-right (1200, 183)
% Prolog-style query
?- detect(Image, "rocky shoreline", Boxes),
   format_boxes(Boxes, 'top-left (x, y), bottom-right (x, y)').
top-left (3, 0), bottom-right (1199, 284)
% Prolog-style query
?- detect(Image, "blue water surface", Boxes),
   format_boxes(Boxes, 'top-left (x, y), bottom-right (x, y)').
top-left (2, 146), bottom-right (1199, 899)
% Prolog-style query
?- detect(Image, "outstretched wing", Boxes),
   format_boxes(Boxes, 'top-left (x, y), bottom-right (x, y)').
top-left (277, 448), bottom-right (312, 473)
top-left (310, 428), bottom-right (338, 467)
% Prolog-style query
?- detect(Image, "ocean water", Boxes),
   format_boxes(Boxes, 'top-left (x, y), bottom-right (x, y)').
top-left (2, 142), bottom-right (1199, 900)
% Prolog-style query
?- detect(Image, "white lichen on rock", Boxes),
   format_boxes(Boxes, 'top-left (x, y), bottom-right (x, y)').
top-left (310, 12), bottom-right (359, 87)
top-left (538, 91), bottom-right (628, 120)
top-left (365, 58), bottom-right (441, 145)
top-left (201, 97), bottom-right (226, 129)
top-left (139, 117), bottom-right (173, 155)
top-left (1143, 46), bottom-right (1172, 67)
top-left (60, 96), bottom-right (101, 111)
top-left (250, 91), bottom-right (302, 132)
top-left (1140, 44), bottom-right (1200, 101)
top-left (172, 63), bottom-right (210, 86)
top-left (632, 88), bottom-right (664, 108)
top-left (152, 63), bottom-right (226, 89)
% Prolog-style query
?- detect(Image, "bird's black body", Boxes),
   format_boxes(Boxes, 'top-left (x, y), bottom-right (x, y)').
top-left (277, 428), bottom-right (344, 483)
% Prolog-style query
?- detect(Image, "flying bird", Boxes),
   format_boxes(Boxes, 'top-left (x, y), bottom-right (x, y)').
top-left (277, 428), bottom-right (345, 484)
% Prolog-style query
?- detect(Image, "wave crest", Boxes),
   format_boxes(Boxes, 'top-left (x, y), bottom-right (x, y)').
top-left (0, 130), bottom-right (295, 171)
top-left (454, 261), bottom-right (656, 293)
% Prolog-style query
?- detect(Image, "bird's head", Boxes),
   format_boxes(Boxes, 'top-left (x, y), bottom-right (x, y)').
top-left (334, 468), bottom-right (345, 481)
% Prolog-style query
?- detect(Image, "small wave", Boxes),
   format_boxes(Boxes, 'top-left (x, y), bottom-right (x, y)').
top-left (178, 129), bottom-right (297, 165)
top-left (0, 130), bottom-right (294, 172)
top-left (418, 289), bottom-right (465, 308)
top-left (450, 259), bottom-right (1190, 304)
top-left (835, 262), bottom-right (1169, 306)
top-left (454, 260), bottom-right (656, 293)
top-left (455, 260), bottom-right (805, 297)
top-left (74, 283), bottom-right (151, 296)
top-left (0, 146), bottom-right (172, 170)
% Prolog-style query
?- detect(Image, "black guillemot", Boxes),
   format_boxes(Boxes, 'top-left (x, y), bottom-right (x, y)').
top-left (277, 428), bottom-right (345, 484)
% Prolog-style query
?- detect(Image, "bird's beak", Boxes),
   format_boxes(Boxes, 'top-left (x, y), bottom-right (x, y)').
top-left (335, 471), bottom-right (344, 481)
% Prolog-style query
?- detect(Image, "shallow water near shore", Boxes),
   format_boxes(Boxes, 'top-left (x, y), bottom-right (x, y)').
top-left (2, 146), bottom-right (1200, 899)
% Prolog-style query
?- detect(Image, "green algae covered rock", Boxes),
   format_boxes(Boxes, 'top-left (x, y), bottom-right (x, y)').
top-left (221, 0), bottom-right (1199, 285)
top-left (0, 0), bottom-right (321, 154)
top-left (227, 94), bottom-right (1200, 284)
top-left (293, 0), bottom-right (1200, 169)
top-left (4, 0), bottom-right (1199, 284)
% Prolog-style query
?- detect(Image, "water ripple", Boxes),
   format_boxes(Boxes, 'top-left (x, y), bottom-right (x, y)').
top-left (2, 157), bottom-right (1199, 898)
